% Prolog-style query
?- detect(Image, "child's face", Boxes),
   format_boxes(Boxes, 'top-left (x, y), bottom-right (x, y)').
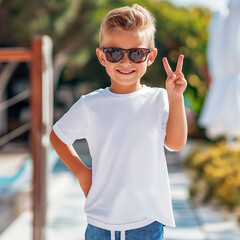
top-left (96, 29), bottom-right (157, 92)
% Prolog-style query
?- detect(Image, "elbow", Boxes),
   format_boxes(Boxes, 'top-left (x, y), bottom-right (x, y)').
top-left (172, 144), bottom-right (186, 152)
top-left (175, 139), bottom-right (187, 151)
top-left (167, 144), bottom-right (186, 152)
top-left (164, 138), bottom-right (187, 152)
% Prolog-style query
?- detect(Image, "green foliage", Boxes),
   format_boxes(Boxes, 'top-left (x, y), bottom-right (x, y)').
top-left (0, 0), bottom-right (110, 66)
top-left (67, 0), bottom-right (212, 116)
top-left (185, 141), bottom-right (240, 210)
top-left (144, 1), bottom-right (211, 115)
top-left (0, 0), bottom-right (212, 116)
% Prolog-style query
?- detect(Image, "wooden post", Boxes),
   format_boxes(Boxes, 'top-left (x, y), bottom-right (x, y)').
top-left (0, 36), bottom-right (53, 240)
top-left (30, 36), bottom-right (53, 240)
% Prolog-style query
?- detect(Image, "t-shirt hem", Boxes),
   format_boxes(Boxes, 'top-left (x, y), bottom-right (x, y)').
top-left (87, 217), bottom-right (155, 231)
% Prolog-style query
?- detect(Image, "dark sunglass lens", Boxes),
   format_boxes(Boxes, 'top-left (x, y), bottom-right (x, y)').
top-left (129, 49), bottom-right (148, 63)
top-left (106, 48), bottom-right (123, 62)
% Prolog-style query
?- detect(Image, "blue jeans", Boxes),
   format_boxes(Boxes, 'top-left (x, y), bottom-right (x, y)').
top-left (85, 221), bottom-right (164, 240)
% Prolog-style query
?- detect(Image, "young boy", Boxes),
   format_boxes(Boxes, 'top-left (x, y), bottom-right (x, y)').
top-left (50, 4), bottom-right (187, 240)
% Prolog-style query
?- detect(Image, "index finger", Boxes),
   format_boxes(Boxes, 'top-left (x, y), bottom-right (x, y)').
top-left (176, 55), bottom-right (184, 72)
top-left (162, 57), bottom-right (173, 76)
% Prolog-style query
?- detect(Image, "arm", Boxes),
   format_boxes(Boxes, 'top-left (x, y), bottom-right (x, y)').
top-left (49, 130), bottom-right (92, 197)
top-left (162, 55), bottom-right (188, 151)
top-left (165, 95), bottom-right (187, 151)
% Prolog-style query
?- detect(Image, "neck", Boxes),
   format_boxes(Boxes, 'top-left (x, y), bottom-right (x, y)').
top-left (109, 82), bottom-right (143, 94)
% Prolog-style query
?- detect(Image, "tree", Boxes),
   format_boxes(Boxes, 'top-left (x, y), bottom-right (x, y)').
top-left (0, 0), bottom-right (112, 135)
top-left (0, 0), bottom-right (111, 88)
top-left (0, 0), bottom-right (212, 122)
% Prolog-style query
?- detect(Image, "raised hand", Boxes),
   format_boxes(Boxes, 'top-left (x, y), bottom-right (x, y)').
top-left (162, 55), bottom-right (187, 98)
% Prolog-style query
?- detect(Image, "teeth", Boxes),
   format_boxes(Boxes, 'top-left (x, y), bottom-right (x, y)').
top-left (118, 70), bottom-right (134, 74)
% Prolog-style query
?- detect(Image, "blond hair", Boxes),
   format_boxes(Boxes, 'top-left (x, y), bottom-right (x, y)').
top-left (99, 4), bottom-right (156, 48)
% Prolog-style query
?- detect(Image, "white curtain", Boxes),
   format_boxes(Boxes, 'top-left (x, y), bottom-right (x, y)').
top-left (199, 0), bottom-right (240, 139)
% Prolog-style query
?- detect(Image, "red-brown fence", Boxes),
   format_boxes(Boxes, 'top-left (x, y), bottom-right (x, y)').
top-left (0, 36), bottom-right (53, 240)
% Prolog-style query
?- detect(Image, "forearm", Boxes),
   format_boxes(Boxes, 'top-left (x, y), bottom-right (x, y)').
top-left (50, 130), bottom-right (92, 197)
top-left (164, 95), bottom-right (188, 151)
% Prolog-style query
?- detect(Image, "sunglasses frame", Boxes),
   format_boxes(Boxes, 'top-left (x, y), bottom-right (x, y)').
top-left (102, 47), bottom-right (151, 63)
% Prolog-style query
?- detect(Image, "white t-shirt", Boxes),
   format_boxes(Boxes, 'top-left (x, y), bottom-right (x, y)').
top-left (53, 84), bottom-right (175, 239)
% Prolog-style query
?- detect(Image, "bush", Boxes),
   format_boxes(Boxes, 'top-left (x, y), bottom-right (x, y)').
top-left (185, 141), bottom-right (240, 210)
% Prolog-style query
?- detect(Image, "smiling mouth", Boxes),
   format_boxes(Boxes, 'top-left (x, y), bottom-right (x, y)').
top-left (117, 70), bottom-right (135, 75)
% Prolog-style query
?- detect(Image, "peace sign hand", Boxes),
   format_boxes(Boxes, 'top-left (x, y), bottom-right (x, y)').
top-left (162, 55), bottom-right (187, 98)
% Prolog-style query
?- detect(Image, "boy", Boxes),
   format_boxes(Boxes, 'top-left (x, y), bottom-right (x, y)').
top-left (50, 4), bottom-right (187, 240)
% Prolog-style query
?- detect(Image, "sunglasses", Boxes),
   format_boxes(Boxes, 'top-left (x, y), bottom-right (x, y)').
top-left (102, 47), bottom-right (151, 63)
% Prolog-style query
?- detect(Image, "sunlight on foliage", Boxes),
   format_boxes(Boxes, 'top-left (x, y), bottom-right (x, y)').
top-left (185, 141), bottom-right (240, 210)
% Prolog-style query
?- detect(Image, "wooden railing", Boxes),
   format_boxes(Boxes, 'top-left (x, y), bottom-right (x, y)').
top-left (0, 36), bottom-right (53, 240)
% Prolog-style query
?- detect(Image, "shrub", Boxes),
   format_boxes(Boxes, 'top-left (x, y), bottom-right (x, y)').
top-left (185, 141), bottom-right (240, 210)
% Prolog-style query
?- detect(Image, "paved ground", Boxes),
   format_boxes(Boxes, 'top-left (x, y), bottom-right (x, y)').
top-left (1, 142), bottom-right (240, 240)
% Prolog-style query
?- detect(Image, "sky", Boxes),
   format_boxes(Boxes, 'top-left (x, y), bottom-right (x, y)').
top-left (164, 0), bottom-right (229, 12)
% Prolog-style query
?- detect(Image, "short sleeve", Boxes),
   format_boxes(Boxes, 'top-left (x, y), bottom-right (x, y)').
top-left (53, 95), bottom-right (89, 146)
top-left (160, 90), bottom-right (174, 152)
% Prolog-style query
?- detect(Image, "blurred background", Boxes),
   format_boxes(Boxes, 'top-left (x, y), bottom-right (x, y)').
top-left (0, 0), bottom-right (240, 239)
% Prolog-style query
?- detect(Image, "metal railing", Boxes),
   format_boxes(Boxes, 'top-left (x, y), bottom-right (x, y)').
top-left (0, 89), bottom-right (31, 147)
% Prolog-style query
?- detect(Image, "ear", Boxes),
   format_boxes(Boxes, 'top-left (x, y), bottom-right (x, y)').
top-left (96, 48), bottom-right (106, 66)
top-left (147, 48), bottom-right (158, 66)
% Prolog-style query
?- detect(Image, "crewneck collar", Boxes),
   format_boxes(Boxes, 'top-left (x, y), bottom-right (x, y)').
top-left (103, 84), bottom-right (148, 99)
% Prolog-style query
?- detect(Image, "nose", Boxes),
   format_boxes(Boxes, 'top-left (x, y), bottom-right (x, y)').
top-left (120, 52), bottom-right (131, 64)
